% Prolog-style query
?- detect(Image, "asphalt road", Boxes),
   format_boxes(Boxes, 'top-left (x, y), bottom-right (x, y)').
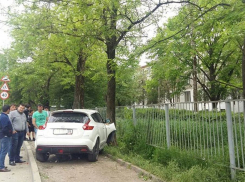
top-left (28, 141), bottom-right (150, 182)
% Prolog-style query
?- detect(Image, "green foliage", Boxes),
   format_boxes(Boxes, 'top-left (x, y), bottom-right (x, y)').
top-left (105, 119), bottom-right (238, 181)
top-left (144, 0), bottom-right (243, 102)
top-left (117, 107), bottom-right (243, 123)
top-left (172, 165), bottom-right (228, 182)
top-left (105, 105), bottom-right (245, 181)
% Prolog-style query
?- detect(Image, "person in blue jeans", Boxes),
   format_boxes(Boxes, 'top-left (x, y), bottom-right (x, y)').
top-left (0, 105), bottom-right (12, 172)
top-left (9, 104), bottom-right (29, 166)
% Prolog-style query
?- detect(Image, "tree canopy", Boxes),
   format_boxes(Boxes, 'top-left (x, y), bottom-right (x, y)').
top-left (0, 0), bottom-right (244, 114)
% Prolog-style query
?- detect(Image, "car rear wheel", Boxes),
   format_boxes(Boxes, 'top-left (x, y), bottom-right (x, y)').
top-left (36, 151), bottom-right (49, 162)
top-left (88, 139), bottom-right (99, 162)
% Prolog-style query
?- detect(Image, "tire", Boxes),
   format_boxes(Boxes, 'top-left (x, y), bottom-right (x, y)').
top-left (88, 139), bottom-right (99, 162)
top-left (106, 131), bottom-right (115, 145)
top-left (36, 151), bottom-right (49, 162)
top-left (99, 148), bottom-right (104, 154)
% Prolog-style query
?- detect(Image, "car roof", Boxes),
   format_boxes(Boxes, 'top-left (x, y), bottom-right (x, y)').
top-left (52, 109), bottom-right (98, 115)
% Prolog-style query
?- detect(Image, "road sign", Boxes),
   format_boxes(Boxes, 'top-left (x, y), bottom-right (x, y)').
top-left (1, 75), bottom-right (10, 82)
top-left (0, 83), bottom-right (9, 91)
top-left (0, 91), bottom-right (9, 100)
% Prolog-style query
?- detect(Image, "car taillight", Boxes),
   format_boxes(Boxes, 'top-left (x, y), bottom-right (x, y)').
top-left (38, 122), bottom-right (47, 130)
top-left (82, 120), bottom-right (94, 130)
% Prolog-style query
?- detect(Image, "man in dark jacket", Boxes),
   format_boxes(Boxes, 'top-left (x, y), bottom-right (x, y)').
top-left (0, 105), bottom-right (12, 172)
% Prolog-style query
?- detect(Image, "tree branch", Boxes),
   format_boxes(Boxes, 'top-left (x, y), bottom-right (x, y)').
top-left (140, 3), bottom-right (231, 55)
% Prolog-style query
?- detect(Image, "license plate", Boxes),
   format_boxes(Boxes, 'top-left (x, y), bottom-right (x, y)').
top-left (53, 129), bottom-right (73, 135)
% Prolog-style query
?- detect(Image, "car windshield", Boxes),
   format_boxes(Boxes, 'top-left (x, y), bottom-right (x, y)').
top-left (48, 112), bottom-right (89, 123)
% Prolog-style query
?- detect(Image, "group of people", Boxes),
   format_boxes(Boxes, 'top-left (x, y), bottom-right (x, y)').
top-left (0, 103), bottom-right (49, 172)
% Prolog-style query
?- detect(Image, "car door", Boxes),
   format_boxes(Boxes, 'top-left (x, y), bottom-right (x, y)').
top-left (91, 113), bottom-right (107, 147)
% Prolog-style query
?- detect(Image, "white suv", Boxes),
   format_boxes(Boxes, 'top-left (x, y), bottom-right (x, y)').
top-left (35, 109), bottom-right (116, 162)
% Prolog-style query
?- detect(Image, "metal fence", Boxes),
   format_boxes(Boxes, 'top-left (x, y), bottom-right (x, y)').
top-left (96, 99), bottom-right (245, 180)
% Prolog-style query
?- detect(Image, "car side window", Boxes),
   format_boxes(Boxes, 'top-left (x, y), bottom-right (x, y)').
top-left (91, 113), bottom-right (103, 123)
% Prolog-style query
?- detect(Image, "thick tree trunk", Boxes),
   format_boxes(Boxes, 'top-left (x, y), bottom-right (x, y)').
top-left (105, 1), bottom-right (118, 125)
top-left (104, 2), bottom-right (118, 146)
top-left (106, 48), bottom-right (116, 125)
top-left (105, 52), bottom-right (117, 145)
top-left (73, 51), bottom-right (86, 109)
top-left (73, 75), bottom-right (82, 109)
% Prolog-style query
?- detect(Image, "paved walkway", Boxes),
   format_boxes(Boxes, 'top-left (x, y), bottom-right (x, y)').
top-left (0, 141), bottom-right (162, 182)
top-left (1, 141), bottom-right (41, 182)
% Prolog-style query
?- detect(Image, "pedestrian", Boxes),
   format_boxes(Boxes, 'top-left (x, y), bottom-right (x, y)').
top-left (32, 104), bottom-right (48, 134)
top-left (27, 110), bottom-right (35, 141)
top-left (9, 104), bottom-right (29, 166)
top-left (9, 104), bottom-right (16, 112)
top-left (44, 106), bottom-right (51, 117)
top-left (0, 105), bottom-right (12, 172)
top-left (3, 103), bottom-right (16, 156)
top-left (24, 104), bottom-right (31, 141)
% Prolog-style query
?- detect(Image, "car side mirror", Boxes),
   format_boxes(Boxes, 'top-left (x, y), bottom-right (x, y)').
top-left (105, 119), bottom-right (110, 123)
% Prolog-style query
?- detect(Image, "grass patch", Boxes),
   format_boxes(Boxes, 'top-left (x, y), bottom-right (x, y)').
top-left (105, 145), bottom-right (235, 182)
top-left (105, 117), bottom-right (245, 182)
top-left (40, 172), bottom-right (49, 179)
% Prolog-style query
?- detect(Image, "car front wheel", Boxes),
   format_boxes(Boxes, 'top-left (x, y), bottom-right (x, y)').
top-left (88, 139), bottom-right (99, 162)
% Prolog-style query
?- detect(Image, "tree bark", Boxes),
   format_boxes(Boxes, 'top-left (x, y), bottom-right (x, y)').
top-left (193, 56), bottom-right (198, 111)
top-left (106, 57), bottom-right (116, 124)
top-left (104, 1), bottom-right (118, 125)
top-left (73, 51), bottom-right (86, 109)
top-left (242, 37), bottom-right (245, 119)
top-left (43, 71), bottom-right (56, 107)
top-left (242, 37), bottom-right (245, 100)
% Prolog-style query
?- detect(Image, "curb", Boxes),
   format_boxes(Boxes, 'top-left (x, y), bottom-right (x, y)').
top-left (24, 141), bottom-right (42, 182)
top-left (106, 154), bottom-right (164, 182)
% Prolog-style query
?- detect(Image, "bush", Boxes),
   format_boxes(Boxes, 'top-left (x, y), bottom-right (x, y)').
top-left (107, 106), bottom-right (245, 181)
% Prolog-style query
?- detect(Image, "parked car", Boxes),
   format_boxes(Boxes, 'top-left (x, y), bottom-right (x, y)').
top-left (35, 109), bottom-right (116, 162)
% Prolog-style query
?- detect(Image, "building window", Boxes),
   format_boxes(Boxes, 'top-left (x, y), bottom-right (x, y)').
top-left (176, 95), bottom-right (180, 102)
top-left (184, 91), bottom-right (191, 102)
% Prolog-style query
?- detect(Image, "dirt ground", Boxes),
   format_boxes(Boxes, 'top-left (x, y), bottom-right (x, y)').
top-left (28, 141), bottom-right (151, 182)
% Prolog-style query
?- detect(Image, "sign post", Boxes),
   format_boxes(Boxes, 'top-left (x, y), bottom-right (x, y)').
top-left (0, 75), bottom-right (10, 106)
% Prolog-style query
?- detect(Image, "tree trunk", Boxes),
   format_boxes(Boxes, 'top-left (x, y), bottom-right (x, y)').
top-left (106, 48), bottom-right (116, 125)
top-left (73, 74), bottom-right (82, 109)
top-left (242, 37), bottom-right (245, 100)
top-left (104, 1), bottom-right (118, 146)
top-left (43, 72), bottom-right (56, 107)
top-left (106, 52), bottom-right (117, 145)
top-left (242, 37), bottom-right (245, 119)
top-left (73, 51), bottom-right (86, 109)
top-left (104, 1), bottom-right (118, 126)
top-left (158, 79), bottom-right (161, 103)
top-left (193, 56), bottom-right (198, 112)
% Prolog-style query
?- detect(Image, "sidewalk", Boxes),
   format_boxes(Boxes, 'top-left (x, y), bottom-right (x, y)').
top-left (1, 141), bottom-right (41, 182)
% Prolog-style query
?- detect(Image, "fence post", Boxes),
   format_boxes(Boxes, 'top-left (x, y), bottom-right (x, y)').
top-left (165, 104), bottom-right (170, 149)
top-left (225, 101), bottom-right (236, 180)
top-left (133, 104), bottom-right (137, 126)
